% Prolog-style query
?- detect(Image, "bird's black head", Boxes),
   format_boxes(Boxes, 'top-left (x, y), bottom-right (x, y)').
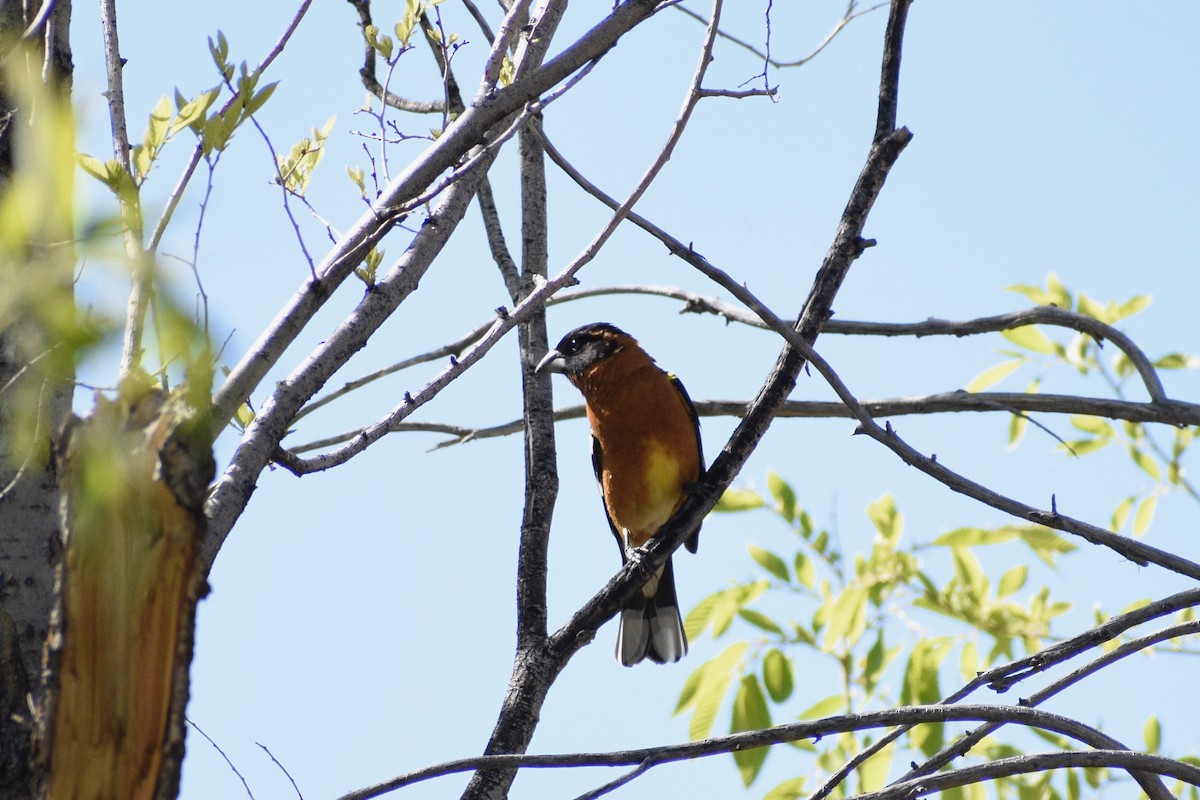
top-left (536, 322), bottom-right (633, 375)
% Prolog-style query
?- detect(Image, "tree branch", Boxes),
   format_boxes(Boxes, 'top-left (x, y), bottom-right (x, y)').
top-left (543, 0), bottom-right (912, 670)
top-left (904, 619), bottom-right (1200, 789)
top-left (810, 587), bottom-right (1200, 800)
top-left (210, 0), bottom-right (672, 433)
top-left (673, 1), bottom-right (887, 69)
top-left (857, 751), bottom-right (1200, 800)
top-left (204, 0), bottom-right (677, 565)
top-left (336, 703), bottom-right (1160, 800)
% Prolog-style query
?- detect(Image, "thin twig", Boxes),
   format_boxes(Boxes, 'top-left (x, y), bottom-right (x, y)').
top-left (186, 717), bottom-right (255, 800)
top-left (256, 742), bottom-right (304, 800)
top-left (674, 1), bottom-right (887, 68)
top-left (573, 760), bottom-right (653, 800)
top-left (145, 0), bottom-right (317, 256)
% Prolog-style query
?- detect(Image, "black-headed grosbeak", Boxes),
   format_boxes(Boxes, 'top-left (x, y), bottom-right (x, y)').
top-left (537, 322), bottom-right (703, 666)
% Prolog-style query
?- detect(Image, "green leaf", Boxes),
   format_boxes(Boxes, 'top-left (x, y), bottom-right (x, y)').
top-left (823, 585), bottom-right (868, 649)
top-left (738, 608), bottom-right (783, 635)
top-left (1059, 437), bottom-right (1109, 456)
top-left (856, 740), bottom-right (895, 793)
top-left (710, 581), bottom-right (769, 638)
top-left (731, 675), bottom-right (772, 786)
top-left (902, 637), bottom-right (953, 755)
top-left (966, 359), bottom-right (1023, 392)
top-left (1110, 495), bottom-right (1135, 532)
top-left (246, 81), bottom-right (279, 116)
top-left (1045, 272), bottom-right (1072, 308)
top-left (1069, 415), bottom-right (1113, 437)
top-left (1154, 352), bottom-right (1200, 369)
top-left (674, 661), bottom-right (706, 715)
top-left (714, 487), bottom-right (764, 512)
top-left (1067, 766), bottom-right (1081, 800)
top-left (1127, 446), bottom-right (1162, 481)
top-left (1117, 294), bottom-right (1152, 320)
top-left (763, 777), bottom-right (807, 800)
top-left (686, 642), bottom-right (747, 740)
top-left (799, 693), bottom-right (845, 720)
top-left (208, 30), bottom-right (229, 69)
top-left (933, 526), bottom-right (1014, 548)
top-left (684, 590), bottom-right (721, 641)
top-left (1076, 292), bottom-right (1108, 322)
top-left (1144, 714), bottom-right (1161, 753)
top-left (794, 552), bottom-right (816, 589)
top-left (767, 469), bottom-right (797, 522)
top-left (1005, 283), bottom-right (1053, 305)
top-left (77, 153), bottom-right (112, 186)
top-left (1015, 526), bottom-right (1077, 566)
top-left (762, 648), bottom-right (793, 703)
top-left (1008, 411), bottom-right (1029, 449)
top-left (864, 631), bottom-right (887, 692)
top-left (749, 544), bottom-right (790, 582)
top-left (997, 565), bottom-right (1028, 598)
top-left (959, 639), bottom-right (979, 683)
top-left (171, 87), bottom-right (220, 137)
top-left (1133, 494), bottom-right (1158, 537)
top-left (1001, 326), bottom-right (1057, 355)
top-left (901, 637), bottom-right (953, 705)
top-left (866, 493), bottom-right (901, 545)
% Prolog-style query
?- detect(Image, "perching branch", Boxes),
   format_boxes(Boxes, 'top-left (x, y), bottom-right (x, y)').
top-left (543, 0), bottom-right (911, 725)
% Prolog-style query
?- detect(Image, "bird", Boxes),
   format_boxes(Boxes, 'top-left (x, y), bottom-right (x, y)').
top-left (536, 322), bottom-right (703, 666)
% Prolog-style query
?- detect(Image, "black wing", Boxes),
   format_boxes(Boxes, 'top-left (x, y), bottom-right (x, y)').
top-left (592, 433), bottom-right (627, 560)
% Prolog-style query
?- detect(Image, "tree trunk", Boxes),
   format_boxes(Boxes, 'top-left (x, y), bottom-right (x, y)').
top-left (0, 2), bottom-right (74, 797)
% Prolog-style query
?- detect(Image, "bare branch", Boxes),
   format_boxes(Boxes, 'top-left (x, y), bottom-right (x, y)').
top-left (210, 0), bottom-right (671, 433)
top-left (99, 0), bottom-right (155, 378)
top-left (858, 751), bottom-right (1200, 800)
top-left (346, 0), bottom-right (446, 114)
top-left (810, 587), bottom-right (1200, 800)
top-left (264, 0), bottom-right (725, 479)
top-left (905, 620), bottom-right (1200, 786)
top-left (673, 1), bottom-right (887, 69)
top-left (204, 0), bottom-right (679, 562)
top-left (336, 703), bottom-right (1157, 800)
top-left (406, 391), bottom-right (1200, 453)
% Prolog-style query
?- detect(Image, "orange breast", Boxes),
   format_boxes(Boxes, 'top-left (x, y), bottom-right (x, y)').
top-left (578, 354), bottom-right (700, 549)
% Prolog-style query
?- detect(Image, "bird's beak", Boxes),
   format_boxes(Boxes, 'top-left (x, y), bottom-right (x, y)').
top-left (536, 349), bottom-right (566, 374)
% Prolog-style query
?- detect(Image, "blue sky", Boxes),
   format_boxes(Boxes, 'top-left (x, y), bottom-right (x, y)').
top-left (68, 2), bottom-right (1200, 798)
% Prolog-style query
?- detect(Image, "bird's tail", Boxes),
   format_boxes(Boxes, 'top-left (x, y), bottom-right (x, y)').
top-left (617, 558), bottom-right (688, 666)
